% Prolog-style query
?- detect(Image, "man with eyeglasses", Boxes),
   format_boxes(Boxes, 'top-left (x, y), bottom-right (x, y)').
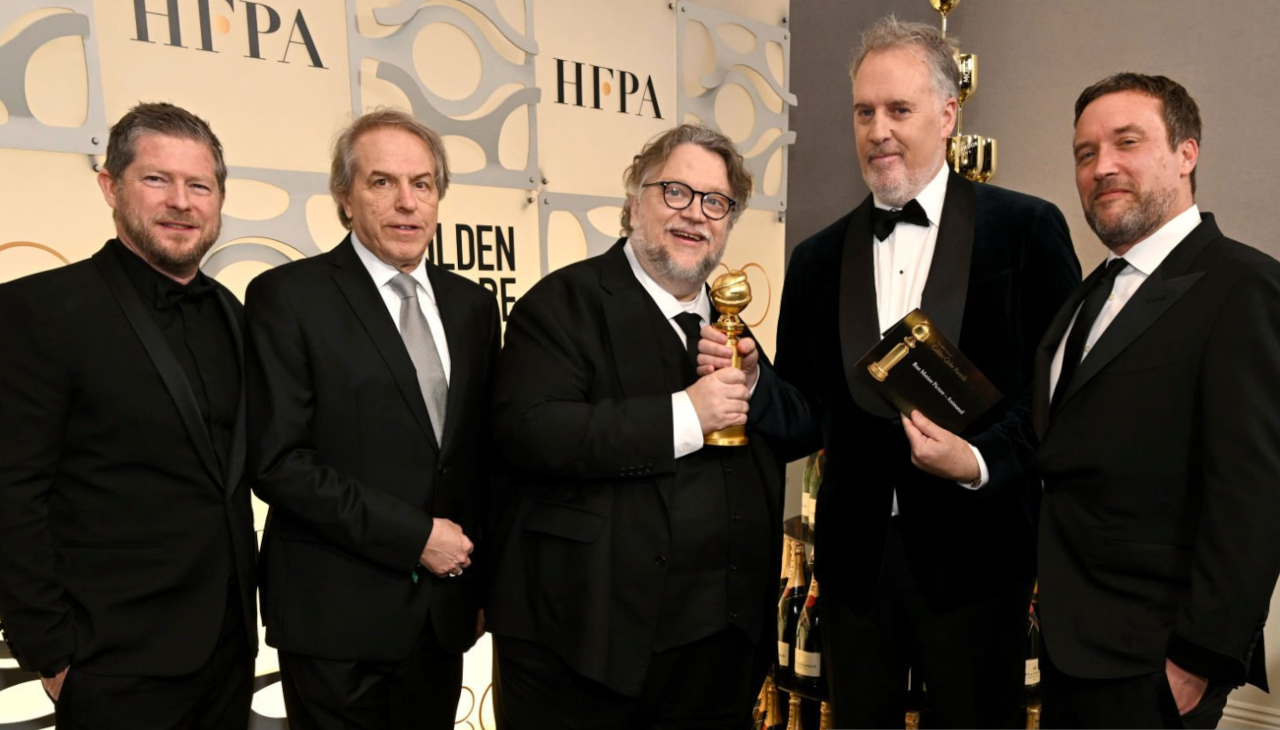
top-left (486, 124), bottom-right (787, 729)
top-left (0, 102), bottom-right (257, 728)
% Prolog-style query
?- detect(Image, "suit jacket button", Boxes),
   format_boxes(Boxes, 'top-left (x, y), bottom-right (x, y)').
top-left (654, 554), bottom-right (666, 567)
top-left (438, 465), bottom-right (448, 475)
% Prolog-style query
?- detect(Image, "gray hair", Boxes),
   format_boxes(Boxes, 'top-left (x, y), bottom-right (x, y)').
top-left (329, 108), bottom-right (450, 230)
top-left (105, 102), bottom-right (227, 193)
top-left (620, 123), bottom-right (753, 235)
top-left (849, 15), bottom-right (960, 107)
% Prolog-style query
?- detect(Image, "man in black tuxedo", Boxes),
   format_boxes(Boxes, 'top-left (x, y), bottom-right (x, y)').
top-left (486, 124), bottom-right (784, 730)
top-left (0, 103), bottom-right (257, 728)
top-left (245, 109), bottom-right (499, 729)
top-left (1035, 73), bottom-right (1280, 730)
top-left (719, 16), bottom-right (1080, 728)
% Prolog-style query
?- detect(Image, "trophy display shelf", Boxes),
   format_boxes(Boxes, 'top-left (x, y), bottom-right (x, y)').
top-left (783, 514), bottom-right (815, 546)
top-left (775, 670), bottom-right (828, 704)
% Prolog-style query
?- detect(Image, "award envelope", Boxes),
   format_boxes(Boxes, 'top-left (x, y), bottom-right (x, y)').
top-left (853, 308), bottom-right (1001, 433)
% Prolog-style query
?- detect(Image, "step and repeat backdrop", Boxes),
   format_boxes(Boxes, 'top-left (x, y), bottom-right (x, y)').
top-left (0, 0), bottom-right (794, 727)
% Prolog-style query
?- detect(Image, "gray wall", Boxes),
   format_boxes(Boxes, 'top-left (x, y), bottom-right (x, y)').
top-left (787, 0), bottom-right (1280, 275)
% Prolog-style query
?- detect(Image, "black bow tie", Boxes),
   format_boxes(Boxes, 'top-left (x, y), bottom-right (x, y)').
top-left (155, 280), bottom-right (217, 310)
top-left (872, 199), bottom-right (929, 241)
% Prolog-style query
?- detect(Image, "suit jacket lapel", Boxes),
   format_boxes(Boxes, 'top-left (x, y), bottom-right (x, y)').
top-left (600, 240), bottom-right (677, 401)
top-left (92, 244), bottom-right (225, 486)
top-left (839, 196), bottom-right (899, 419)
top-left (1033, 270), bottom-right (1093, 439)
top-left (215, 289), bottom-right (247, 496)
top-left (1051, 218), bottom-right (1217, 416)
top-left (921, 171), bottom-right (975, 343)
top-left (329, 238), bottom-right (440, 451)
top-left (428, 264), bottom-right (472, 456)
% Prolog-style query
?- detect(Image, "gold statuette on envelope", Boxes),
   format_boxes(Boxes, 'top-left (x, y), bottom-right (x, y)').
top-left (855, 309), bottom-right (1002, 433)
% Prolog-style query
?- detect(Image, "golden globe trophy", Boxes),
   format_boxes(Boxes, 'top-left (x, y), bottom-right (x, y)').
top-left (931, 0), bottom-right (999, 183)
top-left (929, 0), bottom-right (961, 36)
top-left (705, 267), bottom-right (752, 447)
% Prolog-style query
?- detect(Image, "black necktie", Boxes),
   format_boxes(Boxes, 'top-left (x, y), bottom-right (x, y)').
top-left (1052, 258), bottom-right (1129, 413)
top-left (872, 199), bottom-right (929, 241)
top-left (674, 312), bottom-right (703, 369)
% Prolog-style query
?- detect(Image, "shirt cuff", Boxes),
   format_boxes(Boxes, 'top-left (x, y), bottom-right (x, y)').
top-left (671, 391), bottom-right (704, 459)
top-left (957, 444), bottom-right (989, 490)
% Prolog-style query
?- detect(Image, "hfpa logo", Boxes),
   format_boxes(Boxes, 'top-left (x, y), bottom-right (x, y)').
top-left (130, 0), bottom-right (326, 68)
top-left (553, 58), bottom-right (663, 119)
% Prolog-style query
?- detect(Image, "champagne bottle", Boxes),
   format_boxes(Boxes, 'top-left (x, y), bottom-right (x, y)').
top-left (801, 451), bottom-right (816, 525)
top-left (776, 542), bottom-right (798, 679)
top-left (793, 575), bottom-right (822, 687)
top-left (820, 701), bottom-right (834, 730)
top-left (777, 542), bottom-right (809, 681)
top-left (786, 691), bottom-right (803, 730)
top-left (811, 449), bottom-right (824, 525)
top-left (778, 536), bottom-right (794, 602)
top-left (752, 678), bottom-right (769, 730)
top-left (765, 676), bottom-right (785, 730)
top-left (1025, 583), bottom-right (1042, 724)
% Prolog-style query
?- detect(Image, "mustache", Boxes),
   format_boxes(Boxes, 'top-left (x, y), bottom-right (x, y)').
top-left (866, 144), bottom-right (906, 160)
top-left (665, 222), bottom-right (713, 241)
top-left (1092, 178), bottom-right (1131, 199)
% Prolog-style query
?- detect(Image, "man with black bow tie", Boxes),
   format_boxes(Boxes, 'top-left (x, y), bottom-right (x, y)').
top-left (0, 103), bottom-right (258, 728)
top-left (729, 15), bottom-right (1080, 728)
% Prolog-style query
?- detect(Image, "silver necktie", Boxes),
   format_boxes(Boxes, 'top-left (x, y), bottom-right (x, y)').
top-left (388, 273), bottom-right (447, 444)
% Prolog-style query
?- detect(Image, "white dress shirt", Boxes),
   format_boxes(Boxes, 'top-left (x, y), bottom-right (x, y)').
top-left (1049, 205), bottom-right (1201, 398)
top-left (351, 230), bottom-right (452, 384)
top-left (623, 242), bottom-right (713, 459)
top-left (870, 165), bottom-right (989, 514)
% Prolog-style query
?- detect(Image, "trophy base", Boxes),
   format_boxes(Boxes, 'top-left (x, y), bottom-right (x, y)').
top-left (705, 425), bottom-right (748, 447)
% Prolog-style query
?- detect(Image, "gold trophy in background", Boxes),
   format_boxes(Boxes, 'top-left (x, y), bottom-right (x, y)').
top-left (705, 267), bottom-right (753, 446)
top-left (932, 0), bottom-right (998, 182)
top-left (929, 0), bottom-right (960, 36)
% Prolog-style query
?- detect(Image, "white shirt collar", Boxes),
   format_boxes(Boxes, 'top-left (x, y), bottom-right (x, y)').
top-left (1108, 204), bottom-right (1202, 275)
top-left (623, 241), bottom-right (712, 322)
top-left (350, 229), bottom-right (437, 306)
top-left (873, 162), bottom-right (949, 227)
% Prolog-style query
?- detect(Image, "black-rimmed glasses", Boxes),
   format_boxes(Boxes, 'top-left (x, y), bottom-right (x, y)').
top-left (642, 180), bottom-right (736, 220)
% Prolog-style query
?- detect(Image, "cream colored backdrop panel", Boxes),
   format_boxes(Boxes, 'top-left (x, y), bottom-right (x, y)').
top-left (0, 1), bottom-right (792, 727)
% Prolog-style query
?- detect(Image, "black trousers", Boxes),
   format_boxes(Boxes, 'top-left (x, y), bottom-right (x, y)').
top-left (54, 588), bottom-right (252, 730)
top-left (278, 623), bottom-right (463, 730)
top-left (822, 521), bottom-right (1032, 729)
top-left (493, 629), bottom-right (758, 730)
top-left (1040, 642), bottom-right (1232, 729)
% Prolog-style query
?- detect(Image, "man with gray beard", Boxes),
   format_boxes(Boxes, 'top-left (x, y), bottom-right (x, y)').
top-left (729, 15), bottom-right (1080, 728)
top-left (0, 102), bottom-right (257, 729)
top-left (485, 124), bottom-right (788, 729)
top-left (1035, 73), bottom-right (1280, 729)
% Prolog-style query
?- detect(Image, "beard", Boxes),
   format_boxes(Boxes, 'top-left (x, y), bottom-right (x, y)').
top-left (630, 220), bottom-right (725, 291)
top-left (1085, 179), bottom-right (1176, 250)
top-left (863, 143), bottom-right (940, 208)
top-left (115, 204), bottom-right (221, 278)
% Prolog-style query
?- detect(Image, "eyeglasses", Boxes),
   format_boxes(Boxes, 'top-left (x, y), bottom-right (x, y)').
top-left (642, 180), bottom-right (736, 220)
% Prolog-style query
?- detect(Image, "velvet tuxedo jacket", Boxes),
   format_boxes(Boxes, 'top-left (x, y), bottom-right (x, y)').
top-left (245, 237), bottom-right (499, 661)
top-left (761, 171), bottom-right (1080, 611)
top-left (485, 240), bottom-right (786, 697)
top-left (0, 242), bottom-right (258, 677)
top-left (1035, 215), bottom-right (1280, 689)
